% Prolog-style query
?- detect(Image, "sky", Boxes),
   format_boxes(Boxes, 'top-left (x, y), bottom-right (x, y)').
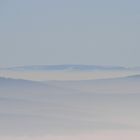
top-left (0, 0), bottom-right (140, 67)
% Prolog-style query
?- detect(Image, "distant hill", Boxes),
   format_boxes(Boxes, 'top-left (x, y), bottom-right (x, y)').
top-left (0, 77), bottom-right (66, 95)
top-left (125, 74), bottom-right (140, 79)
top-left (0, 77), bottom-right (43, 87)
top-left (0, 77), bottom-right (50, 94)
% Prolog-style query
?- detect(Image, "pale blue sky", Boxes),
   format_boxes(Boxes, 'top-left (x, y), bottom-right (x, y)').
top-left (0, 0), bottom-right (140, 67)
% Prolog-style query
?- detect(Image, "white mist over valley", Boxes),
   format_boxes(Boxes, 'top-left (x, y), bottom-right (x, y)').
top-left (0, 65), bottom-right (140, 140)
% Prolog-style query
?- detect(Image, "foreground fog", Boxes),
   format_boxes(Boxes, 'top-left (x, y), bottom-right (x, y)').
top-left (1, 131), bottom-right (140, 140)
top-left (0, 72), bottom-right (140, 139)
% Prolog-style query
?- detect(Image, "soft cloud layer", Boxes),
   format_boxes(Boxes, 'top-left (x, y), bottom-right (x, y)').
top-left (0, 70), bottom-right (140, 81)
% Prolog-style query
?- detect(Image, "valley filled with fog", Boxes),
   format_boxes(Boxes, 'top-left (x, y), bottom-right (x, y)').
top-left (0, 66), bottom-right (140, 140)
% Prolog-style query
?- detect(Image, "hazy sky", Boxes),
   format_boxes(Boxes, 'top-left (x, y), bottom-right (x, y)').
top-left (0, 0), bottom-right (140, 67)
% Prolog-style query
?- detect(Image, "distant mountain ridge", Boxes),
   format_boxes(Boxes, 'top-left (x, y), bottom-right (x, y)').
top-left (0, 77), bottom-right (45, 88)
top-left (0, 64), bottom-right (128, 71)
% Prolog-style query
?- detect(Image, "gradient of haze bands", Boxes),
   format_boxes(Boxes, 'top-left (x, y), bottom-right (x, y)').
top-left (0, 0), bottom-right (140, 67)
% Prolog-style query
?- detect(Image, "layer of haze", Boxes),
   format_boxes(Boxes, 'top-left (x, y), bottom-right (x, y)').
top-left (0, 75), bottom-right (140, 139)
top-left (0, 0), bottom-right (140, 67)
